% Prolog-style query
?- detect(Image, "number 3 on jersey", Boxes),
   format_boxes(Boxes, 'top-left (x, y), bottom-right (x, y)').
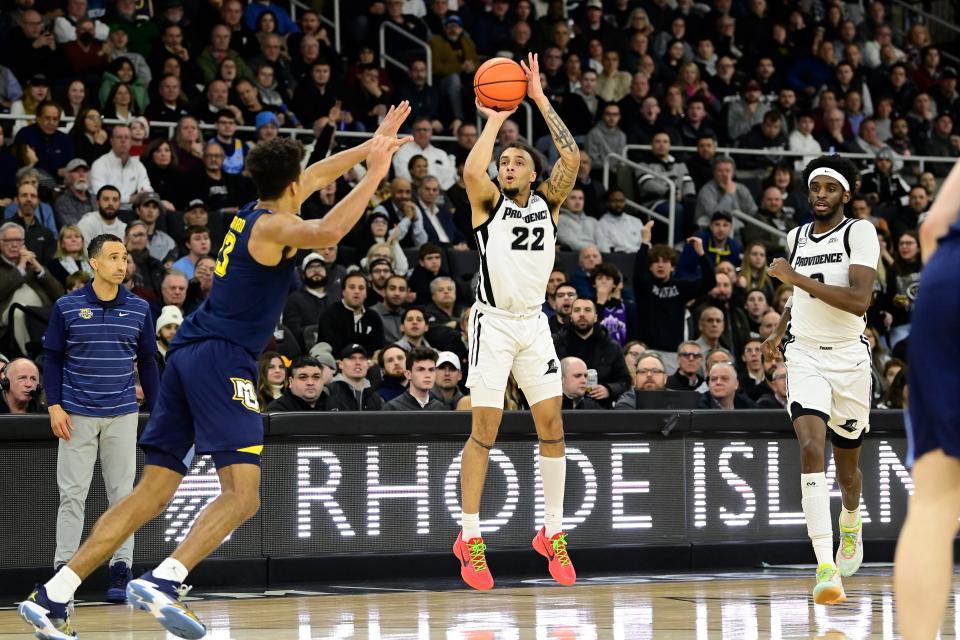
top-left (511, 226), bottom-right (545, 251)
top-left (215, 231), bottom-right (237, 277)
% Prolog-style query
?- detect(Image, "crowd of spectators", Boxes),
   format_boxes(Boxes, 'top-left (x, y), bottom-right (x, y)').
top-left (0, 0), bottom-right (949, 414)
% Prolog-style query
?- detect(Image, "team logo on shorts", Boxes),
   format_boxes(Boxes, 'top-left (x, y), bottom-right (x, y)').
top-left (837, 419), bottom-right (858, 433)
top-left (230, 377), bottom-right (260, 412)
top-left (78, 308), bottom-right (93, 320)
top-left (544, 358), bottom-right (559, 375)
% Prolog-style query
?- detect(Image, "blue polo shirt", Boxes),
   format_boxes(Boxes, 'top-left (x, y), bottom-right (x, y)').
top-left (42, 283), bottom-right (159, 417)
top-left (14, 125), bottom-right (74, 176)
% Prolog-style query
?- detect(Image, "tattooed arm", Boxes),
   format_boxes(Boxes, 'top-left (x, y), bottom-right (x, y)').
top-left (519, 53), bottom-right (580, 218)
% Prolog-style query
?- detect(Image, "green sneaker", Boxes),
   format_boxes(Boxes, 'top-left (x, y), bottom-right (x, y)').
top-left (812, 563), bottom-right (846, 605)
top-left (836, 514), bottom-right (863, 577)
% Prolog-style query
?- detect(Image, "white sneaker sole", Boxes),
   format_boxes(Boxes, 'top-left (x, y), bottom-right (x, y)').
top-left (126, 579), bottom-right (206, 640)
top-left (17, 600), bottom-right (75, 640)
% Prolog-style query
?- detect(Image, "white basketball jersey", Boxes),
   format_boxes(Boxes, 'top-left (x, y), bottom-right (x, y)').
top-left (475, 191), bottom-right (556, 314)
top-left (787, 218), bottom-right (880, 345)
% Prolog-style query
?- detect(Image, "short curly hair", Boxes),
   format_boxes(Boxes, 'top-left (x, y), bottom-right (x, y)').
top-left (246, 137), bottom-right (305, 200)
top-left (802, 154), bottom-right (859, 193)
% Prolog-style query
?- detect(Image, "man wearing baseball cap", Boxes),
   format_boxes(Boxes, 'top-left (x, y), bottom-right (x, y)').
top-left (282, 252), bottom-right (337, 351)
top-left (54, 159), bottom-right (94, 228)
top-left (430, 350), bottom-right (464, 409)
top-left (133, 191), bottom-right (177, 263)
top-left (431, 13), bottom-right (478, 127)
top-left (325, 343), bottom-right (384, 411)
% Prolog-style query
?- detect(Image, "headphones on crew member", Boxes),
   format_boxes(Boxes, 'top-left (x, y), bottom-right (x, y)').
top-left (0, 360), bottom-right (42, 398)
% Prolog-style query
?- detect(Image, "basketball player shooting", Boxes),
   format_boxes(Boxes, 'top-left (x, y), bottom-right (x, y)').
top-left (453, 53), bottom-right (580, 591)
top-left (761, 155), bottom-right (880, 605)
top-left (894, 159), bottom-right (960, 640)
top-left (19, 102), bottom-right (412, 640)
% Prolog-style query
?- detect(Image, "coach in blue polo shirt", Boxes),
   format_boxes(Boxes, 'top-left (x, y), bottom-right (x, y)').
top-left (42, 233), bottom-right (160, 603)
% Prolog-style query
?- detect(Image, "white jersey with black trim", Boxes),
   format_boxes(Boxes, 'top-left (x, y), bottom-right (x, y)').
top-left (474, 191), bottom-right (556, 315)
top-left (786, 217), bottom-right (880, 345)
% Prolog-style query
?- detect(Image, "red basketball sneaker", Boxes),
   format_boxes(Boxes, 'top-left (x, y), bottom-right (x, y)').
top-left (453, 532), bottom-right (494, 590)
top-left (532, 528), bottom-right (576, 586)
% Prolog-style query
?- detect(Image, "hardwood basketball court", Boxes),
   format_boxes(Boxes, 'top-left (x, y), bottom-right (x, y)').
top-left (1, 566), bottom-right (950, 638)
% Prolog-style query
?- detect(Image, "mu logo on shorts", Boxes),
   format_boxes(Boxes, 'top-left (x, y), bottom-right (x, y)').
top-left (545, 359), bottom-right (558, 375)
top-left (230, 378), bottom-right (260, 412)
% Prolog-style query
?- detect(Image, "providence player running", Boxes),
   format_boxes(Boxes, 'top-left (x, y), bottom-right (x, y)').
top-left (454, 53), bottom-right (580, 590)
top-left (762, 155), bottom-right (880, 605)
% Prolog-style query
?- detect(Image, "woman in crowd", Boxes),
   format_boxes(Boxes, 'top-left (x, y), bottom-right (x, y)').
top-left (10, 75), bottom-right (51, 137)
top-left (141, 138), bottom-right (184, 209)
top-left (738, 242), bottom-right (776, 303)
top-left (68, 107), bottom-right (110, 165)
top-left (99, 57), bottom-right (149, 114)
top-left (101, 81), bottom-right (139, 122)
top-left (623, 340), bottom-right (646, 378)
top-left (172, 115), bottom-right (204, 175)
top-left (882, 231), bottom-right (922, 349)
top-left (47, 225), bottom-right (94, 288)
top-left (257, 351), bottom-right (288, 411)
top-left (62, 79), bottom-right (89, 118)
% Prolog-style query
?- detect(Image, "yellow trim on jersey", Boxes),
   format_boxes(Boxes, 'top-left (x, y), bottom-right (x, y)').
top-left (237, 445), bottom-right (264, 456)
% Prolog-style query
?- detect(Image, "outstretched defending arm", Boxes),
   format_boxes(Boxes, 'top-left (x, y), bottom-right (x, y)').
top-left (261, 135), bottom-right (411, 249)
top-left (521, 53), bottom-right (579, 214)
top-left (297, 101), bottom-right (411, 205)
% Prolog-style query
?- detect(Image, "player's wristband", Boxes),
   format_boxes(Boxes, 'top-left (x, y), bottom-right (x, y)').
top-left (784, 295), bottom-right (793, 310)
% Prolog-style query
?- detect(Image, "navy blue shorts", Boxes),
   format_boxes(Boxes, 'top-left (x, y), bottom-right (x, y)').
top-left (907, 240), bottom-right (960, 466)
top-left (139, 339), bottom-right (264, 474)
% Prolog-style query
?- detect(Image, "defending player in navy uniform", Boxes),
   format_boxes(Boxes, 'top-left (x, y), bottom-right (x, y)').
top-left (454, 53), bottom-right (580, 591)
top-left (761, 155), bottom-right (880, 606)
top-left (18, 102), bottom-right (412, 640)
top-left (894, 159), bottom-right (960, 640)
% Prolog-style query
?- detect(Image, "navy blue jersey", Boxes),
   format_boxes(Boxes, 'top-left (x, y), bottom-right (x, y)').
top-left (171, 202), bottom-right (295, 357)
top-left (906, 223), bottom-right (960, 464)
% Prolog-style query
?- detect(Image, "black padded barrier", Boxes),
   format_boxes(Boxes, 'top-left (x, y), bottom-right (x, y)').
top-left (0, 410), bottom-right (909, 588)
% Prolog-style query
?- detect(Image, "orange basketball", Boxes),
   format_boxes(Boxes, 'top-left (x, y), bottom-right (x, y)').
top-left (473, 58), bottom-right (528, 111)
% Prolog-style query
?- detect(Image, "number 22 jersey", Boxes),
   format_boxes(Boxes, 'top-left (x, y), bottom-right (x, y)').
top-left (787, 217), bottom-right (880, 345)
top-left (172, 202), bottom-right (296, 357)
top-left (474, 191), bottom-right (556, 315)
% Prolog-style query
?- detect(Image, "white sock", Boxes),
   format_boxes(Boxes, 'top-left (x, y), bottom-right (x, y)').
top-left (44, 566), bottom-right (82, 604)
top-left (152, 558), bottom-right (189, 583)
top-left (540, 455), bottom-right (567, 537)
top-left (801, 472), bottom-right (834, 567)
top-left (840, 505), bottom-right (860, 528)
top-left (461, 512), bottom-right (481, 540)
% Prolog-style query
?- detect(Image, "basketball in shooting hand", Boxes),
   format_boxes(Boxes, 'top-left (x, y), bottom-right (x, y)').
top-left (473, 58), bottom-right (528, 111)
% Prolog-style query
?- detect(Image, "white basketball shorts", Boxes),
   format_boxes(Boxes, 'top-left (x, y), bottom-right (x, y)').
top-left (466, 303), bottom-right (562, 408)
top-left (782, 334), bottom-right (872, 447)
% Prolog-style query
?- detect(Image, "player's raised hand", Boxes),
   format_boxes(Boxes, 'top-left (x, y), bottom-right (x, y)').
top-left (374, 100), bottom-right (411, 139)
top-left (519, 52), bottom-right (545, 103)
top-left (366, 134), bottom-right (413, 178)
top-left (475, 98), bottom-right (516, 122)
top-left (768, 257), bottom-right (794, 283)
